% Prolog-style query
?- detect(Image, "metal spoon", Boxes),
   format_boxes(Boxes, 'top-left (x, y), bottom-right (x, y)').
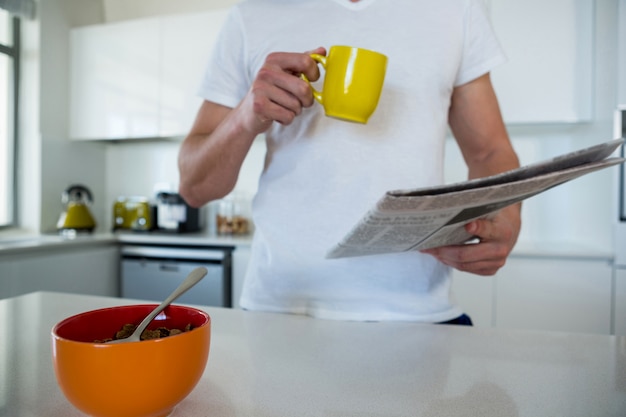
top-left (108, 266), bottom-right (208, 344)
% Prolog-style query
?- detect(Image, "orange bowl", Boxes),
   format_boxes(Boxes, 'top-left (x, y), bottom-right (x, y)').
top-left (51, 304), bottom-right (211, 417)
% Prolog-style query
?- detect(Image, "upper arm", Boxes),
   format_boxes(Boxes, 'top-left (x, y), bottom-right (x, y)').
top-left (448, 73), bottom-right (519, 178)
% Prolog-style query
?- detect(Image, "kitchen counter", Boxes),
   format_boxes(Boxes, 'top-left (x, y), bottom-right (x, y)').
top-left (114, 230), bottom-right (253, 247)
top-left (0, 232), bottom-right (118, 256)
top-left (0, 230), bottom-right (253, 256)
top-left (1, 291), bottom-right (625, 417)
top-left (0, 230), bottom-right (612, 260)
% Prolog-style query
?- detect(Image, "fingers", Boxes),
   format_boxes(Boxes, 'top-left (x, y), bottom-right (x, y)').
top-left (247, 49), bottom-right (324, 129)
top-left (422, 242), bottom-right (508, 276)
top-left (252, 68), bottom-right (312, 123)
top-left (421, 208), bottom-right (521, 276)
top-left (466, 217), bottom-right (500, 242)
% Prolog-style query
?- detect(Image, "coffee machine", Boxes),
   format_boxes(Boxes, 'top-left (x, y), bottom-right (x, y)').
top-left (155, 192), bottom-right (200, 233)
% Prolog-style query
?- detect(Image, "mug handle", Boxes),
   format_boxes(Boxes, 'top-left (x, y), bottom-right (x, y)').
top-left (300, 53), bottom-right (326, 105)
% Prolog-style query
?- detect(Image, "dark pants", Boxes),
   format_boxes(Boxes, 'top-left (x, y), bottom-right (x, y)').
top-left (438, 314), bottom-right (473, 326)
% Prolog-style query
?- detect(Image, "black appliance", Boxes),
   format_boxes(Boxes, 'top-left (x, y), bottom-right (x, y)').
top-left (156, 192), bottom-right (200, 233)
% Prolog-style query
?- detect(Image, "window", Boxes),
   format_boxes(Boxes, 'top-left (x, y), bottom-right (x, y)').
top-left (0, 9), bottom-right (18, 228)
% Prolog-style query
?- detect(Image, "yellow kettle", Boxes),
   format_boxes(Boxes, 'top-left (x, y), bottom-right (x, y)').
top-left (56, 185), bottom-right (97, 233)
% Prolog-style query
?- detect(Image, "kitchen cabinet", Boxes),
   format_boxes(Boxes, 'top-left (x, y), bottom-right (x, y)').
top-left (0, 244), bottom-right (120, 299)
top-left (69, 0), bottom-right (593, 137)
top-left (69, 19), bottom-right (160, 139)
top-left (69, 10), bottom-right (229, 140)
top-left (494, 256), bottom-right (612, 334)
top-left (488, 0), bottom-right (593, 123)
top-left (231, 244), bottom-right (251, 308)
top-left (450, 269), bottom-right (494, 327)
top-left (453, 254), bottom-right (615, 335)
top-left (615, 268), bottom-right (626, 336)
top-left (159, 11), bottom-right (228, 136)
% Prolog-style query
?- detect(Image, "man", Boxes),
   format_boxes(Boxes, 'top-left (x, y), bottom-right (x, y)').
top-left (178, 0), bottom-right (521, 323)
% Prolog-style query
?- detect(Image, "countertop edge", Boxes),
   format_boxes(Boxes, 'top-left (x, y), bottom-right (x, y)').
top-left (0, 231), bottom-right (253, 257)
top-left (0, 232), bottom-right (614, 261)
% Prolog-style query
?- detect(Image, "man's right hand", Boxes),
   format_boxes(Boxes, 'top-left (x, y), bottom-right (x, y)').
top-left (240, 47), bottom-right (326, 134)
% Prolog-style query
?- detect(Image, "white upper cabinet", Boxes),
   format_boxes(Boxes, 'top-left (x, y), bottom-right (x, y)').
top-left (70, 19), bottom-right (160, 139)
top-left (69, 10), bottom-right (229, 140)
top-left (159, 11), bottom-right (229, 137)
top-left (616, 268), bottom-right (626, 336)
top-left (488, 0), bottom-right (593, 124)
top-left (70, 1), bottom-right (594, 139)
top-left (619, 0), bottom-right (626, 105)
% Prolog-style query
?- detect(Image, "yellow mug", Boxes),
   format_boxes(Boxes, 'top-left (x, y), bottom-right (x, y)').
top-left (302, 45), bottom-right (388, 124)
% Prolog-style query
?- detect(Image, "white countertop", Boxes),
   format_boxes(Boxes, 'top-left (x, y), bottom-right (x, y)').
top-left (114, 230), bottom-right (253, 247)
top-left (0, 230), bottom-right (253, 256)
top-left (0, 232), bottom-right (118, 255)
top-left (1, 291), bottom-right (625, 417)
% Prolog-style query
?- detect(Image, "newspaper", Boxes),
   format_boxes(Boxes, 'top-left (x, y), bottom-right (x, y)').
top-left (326, 138), bottom-right (626, 259)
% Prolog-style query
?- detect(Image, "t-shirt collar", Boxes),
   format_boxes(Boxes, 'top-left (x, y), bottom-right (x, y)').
top-left (329, 0), bottom-right (377, 10)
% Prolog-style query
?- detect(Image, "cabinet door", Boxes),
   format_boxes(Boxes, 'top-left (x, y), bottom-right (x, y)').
top-left (121, 259), bottom-right (227, 307)
top-left (451, 269), bottom-right (495, 327)
top-left (0, 259), bottom-right (18, 299)
top-left (489, 0), bottom-right (593, 123)
top-left (8, 246), bottom-right (120, 298)
top-left (231, 245), bottom-right (251, 309)
top-left (495, 257), bottom-right (612, 334)
top-left (159, 10), bottom-right (229, 137)
top-left (615, 268), bottom-right (626, 336)
top-left (70, 19), bottom-right (160, 140)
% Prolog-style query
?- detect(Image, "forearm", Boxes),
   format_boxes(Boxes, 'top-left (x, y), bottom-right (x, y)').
top-left (458, 109), bottom-right (522, 218)
top-left (465, 138), bottom-right (520, 180)
top-left (178, 104), bottom-right (259, 207)
top-left (449, 73), bottom-right (522, 245)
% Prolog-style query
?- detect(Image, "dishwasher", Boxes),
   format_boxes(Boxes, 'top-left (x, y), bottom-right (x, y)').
top-left (120, 244), bottom-right (232, 307)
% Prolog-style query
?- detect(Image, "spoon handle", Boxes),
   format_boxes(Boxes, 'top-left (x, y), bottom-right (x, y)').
top-left (134, 267), bottom-right (208, 336)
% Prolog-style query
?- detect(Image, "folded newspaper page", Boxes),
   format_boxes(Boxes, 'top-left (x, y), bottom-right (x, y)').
top-left (326, 138), bottom-right (626, 259)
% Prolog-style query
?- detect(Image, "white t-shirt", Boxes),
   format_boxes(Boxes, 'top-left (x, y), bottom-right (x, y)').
top-left (198, 0), bottom-right (506, 322)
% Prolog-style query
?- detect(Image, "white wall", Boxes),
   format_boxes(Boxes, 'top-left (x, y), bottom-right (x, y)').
top-left (102, 137), bottom-right (265, 231)
top-left (617, 0), bottom-right (626, 106)
top-left (102, 0), bottom-right (240, 22)
top-left (18, 16), bottom-right (41, 234)
top-left (16, 0), bottom-right (106, 235)
top-left (36, 0), bottom-right (107, 234)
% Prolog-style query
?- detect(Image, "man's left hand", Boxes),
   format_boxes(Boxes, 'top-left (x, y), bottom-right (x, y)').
top-left (420, 204), bottom-right (521, 276)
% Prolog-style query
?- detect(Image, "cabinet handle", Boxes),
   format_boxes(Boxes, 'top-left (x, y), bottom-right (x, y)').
top-left (159, 264), bottom-right (179, 272)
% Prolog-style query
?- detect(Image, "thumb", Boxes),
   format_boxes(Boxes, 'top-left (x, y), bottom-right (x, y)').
top-left (306, 46), bottom-right (326, 56)
top-left (465, 218), bottom-right (494, 241)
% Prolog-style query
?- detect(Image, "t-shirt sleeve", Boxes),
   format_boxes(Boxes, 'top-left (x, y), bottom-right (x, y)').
top-left (197, 7), bottom-right (251, 108)
top-left (454, 0), bottom-right (507, 87)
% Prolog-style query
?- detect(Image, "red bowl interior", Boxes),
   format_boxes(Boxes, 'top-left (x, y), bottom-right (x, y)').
top-left (53, 304), bottom-right (209, 343)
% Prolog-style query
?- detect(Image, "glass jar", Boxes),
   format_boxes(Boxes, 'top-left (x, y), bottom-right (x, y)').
top-left (216, 194), bottom-right (250, 235)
